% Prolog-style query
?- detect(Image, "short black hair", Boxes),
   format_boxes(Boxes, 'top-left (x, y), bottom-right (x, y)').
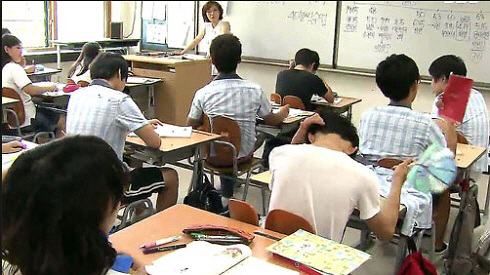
top-left (375, 54), bottom-right (420, 102)
top-left (2, 34), bottom-right (22, 69)
top-left (2, 135), bottom-right (129, 275)
top-left (294, 48), bottom-right (320, 71)
top-left (307, 110), bottom-right (359, 158)
top-left (90, 52), bottom-right (129, 81)
top-left (428, 55), bottom-right (467, 81)
top-left (210, 34), bottom-right (241, 73)
top-left (202, 1), bottom-right (224, 22)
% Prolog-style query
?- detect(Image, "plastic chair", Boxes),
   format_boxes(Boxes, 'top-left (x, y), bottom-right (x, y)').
top-left (283, 95), bottom-right (306, 110)
top-left (265, 209), bottom-right (315, 235)
top-left (229, 199), bottom-right (260, 226)
top-left (377, 157), bottom-right (403, 168)
top-left (117, 198), bottom-right (155, 230)
top-left (2, 87), bottom-right (55, 142)
top-left (270, 93), bottom-right (282, 105)
top-left (201, 115), bottom-right (263, 202)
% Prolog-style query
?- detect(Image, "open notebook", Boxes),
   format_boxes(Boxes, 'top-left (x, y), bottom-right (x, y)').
top-left (145, 241), bottom-right (298, 275)
top-left (128, 124), bottom-right (192, 138)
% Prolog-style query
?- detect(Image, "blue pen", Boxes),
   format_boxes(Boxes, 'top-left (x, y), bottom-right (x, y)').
top-left (20, 141), bottom-right (27, 149)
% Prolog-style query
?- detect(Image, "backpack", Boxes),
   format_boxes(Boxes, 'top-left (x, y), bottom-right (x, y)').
top-left (397, 237), bottom-right (438, 275)
top-left (445, 184), bottom-right (481, 275)
top-left (183, 162), bottom-right (224, 214)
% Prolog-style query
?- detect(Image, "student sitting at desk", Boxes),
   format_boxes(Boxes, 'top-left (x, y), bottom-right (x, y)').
top-left (2, 136), bottom-right (143, 275)
top-left (429, 55), bottom-right (489, 175)
top-left (186, 34), bottom-right (289, 205)
top-left (66, 52), bottom-right (179, 212)
top-left (2, 34), bottom-right (61, 134)
top-left (358, 54), bottom-right (456, 255)
top-left (1, 140), bottom-right (24, 153)
top-left (67, 42), bottom-right (102, 86)
top-left (268, 111), bottom-right (412, 242)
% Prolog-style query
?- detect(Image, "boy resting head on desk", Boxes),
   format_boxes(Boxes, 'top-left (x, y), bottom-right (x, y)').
top-left (269, 110), bottom-right (412, 242)
top-left (2, 136), bottom-right (145, 275)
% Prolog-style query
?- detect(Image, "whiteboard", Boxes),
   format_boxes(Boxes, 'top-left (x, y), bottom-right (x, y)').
top-left (198, 1), bottom-right (337, 66)
top-left (337, 1), bottom-right (490, 84)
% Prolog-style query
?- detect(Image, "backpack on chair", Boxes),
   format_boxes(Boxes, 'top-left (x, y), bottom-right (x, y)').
top-left (397, 236), bottom-right (437, 275)
top-left (183, 162), bottom-right (224, 214)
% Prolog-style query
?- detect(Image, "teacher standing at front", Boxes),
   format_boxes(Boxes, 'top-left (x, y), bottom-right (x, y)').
top-left (177, 1), bottom-right (230, 75)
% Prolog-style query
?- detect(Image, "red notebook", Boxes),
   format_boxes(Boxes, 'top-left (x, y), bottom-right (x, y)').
top-left (439, 74), bottom-right (473, 124)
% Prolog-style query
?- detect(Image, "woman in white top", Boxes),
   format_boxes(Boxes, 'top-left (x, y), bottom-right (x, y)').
top-left (2, 34), bottom-right (57, 129)
top-left (177, 1), bottom-right (230, 75)
top-left (67, 42), bottom-right (102, 86)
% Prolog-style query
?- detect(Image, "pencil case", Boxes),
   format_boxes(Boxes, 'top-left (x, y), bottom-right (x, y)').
top-left (183, 224), bottom-right (254, 245)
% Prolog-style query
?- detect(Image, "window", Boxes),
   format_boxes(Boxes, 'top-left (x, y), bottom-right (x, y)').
top-left (56, 1), bottom-right (104, 42)
top-left (2, 1), bottom-right (47, 48)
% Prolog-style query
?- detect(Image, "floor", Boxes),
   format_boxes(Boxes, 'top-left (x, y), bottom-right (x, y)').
top-left (131, 62), bottom-right (490, 275)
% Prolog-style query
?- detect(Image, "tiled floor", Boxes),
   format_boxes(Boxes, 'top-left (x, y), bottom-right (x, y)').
top-left (125, 62), bottom-right (490, 275)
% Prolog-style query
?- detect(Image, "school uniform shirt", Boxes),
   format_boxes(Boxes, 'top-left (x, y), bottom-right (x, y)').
top-left (359, 105), bottom-right (447, 162)
top-left (69, 65), bottom-right (92, 84)
top-left (188, 73), bottom-right (272, 158)
top-left (2, 61), bottom-right (35, 127)
top-left (275, 69), bottom-right (328, 111)
top-left (268, 144), bottom-right (381, 242)
top-left (431, 89), bottom-right (489, 173)
top-left (66, 79), bottom-right (148, 160)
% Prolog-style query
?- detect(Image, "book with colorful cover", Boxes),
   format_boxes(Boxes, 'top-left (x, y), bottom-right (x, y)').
top-left (266, 229), bottom-right (370, 275)
top-left (439, 74), bottom-right (473, 124)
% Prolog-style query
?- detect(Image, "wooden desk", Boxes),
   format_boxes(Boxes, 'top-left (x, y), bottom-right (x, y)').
top-left (2, 141), bottom-right (38, 180)
top-left (256, 111), bottom-right (315, 138)
top-left (455, 143), bottom-right (486, 169)
top-left (312, 96), bottom-right (362, 120)
top-left (109, 204), bottom-right (305, 273)
top-left (27, 67), bottom-right (62, 82)
top-left (124, 55), bottom-right (212, 126)
top-left (51, 38), bottom-right (140, 69)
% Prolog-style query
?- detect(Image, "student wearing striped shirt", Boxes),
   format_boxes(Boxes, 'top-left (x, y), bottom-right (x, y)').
top-left (429, 55), bottom-right (489, 175)
top-left (359, 54), bottom-right (457, 255)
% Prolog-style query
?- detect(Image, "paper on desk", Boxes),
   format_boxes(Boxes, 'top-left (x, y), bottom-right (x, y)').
top-left (128, 124), bottom-right (192, 138)
top-left (273, 107), bottom-right (311, 117)
top-left (225, 257), bottom-right (299, 275)
top-left (311, 95), bottom-right (342, 104)
top-left (127, 76), bottom-right (160, 84)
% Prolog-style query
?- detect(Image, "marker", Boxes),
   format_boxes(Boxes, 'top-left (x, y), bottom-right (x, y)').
top-left (142, 244), bottom-right (186, 254)
top-left (139, 235), bottom-right (181, 249)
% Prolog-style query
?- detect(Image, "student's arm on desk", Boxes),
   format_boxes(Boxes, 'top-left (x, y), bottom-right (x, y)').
top-left (365, 158), bottom-right (412, 240)
top-left (24, 83), bottom-right (57, 96)
top-left (263, 105), bottom-right (289, 126)
top-left (321, 78), bottom-right (335, 103)
top-left (134, 120), bottom-right (163, 149)
top-left (186, 117), bottom-right (202, 129)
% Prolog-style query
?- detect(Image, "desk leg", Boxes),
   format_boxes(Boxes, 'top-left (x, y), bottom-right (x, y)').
top-left (56, 44), bottom-right (61, 70)
top-left (484, 175), bottom-right (490, 218)
top-left (395, 235), bottom-right (408, 273)
top-left (347, 106), bottom-right (353, 121)
top-left (149, 85), bottom-right (155, 117)
top-left (187, 150), bottom-right (200, 194)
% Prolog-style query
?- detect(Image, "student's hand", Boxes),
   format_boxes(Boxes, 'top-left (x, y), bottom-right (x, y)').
top-left (291, 113), bottom-right (325, 144)
top-left (172, 50), bottom-right (184, 55)
top-left (2, 140), bottom-right (25, 153)
top-left (277, 104), bottom-right (290, 117)
top-left (148, 119), bottom-right (163, 129)
top-left (288, 59), bottom-right (296, 70)
top-left (392, 158), bottom-right (414, 187)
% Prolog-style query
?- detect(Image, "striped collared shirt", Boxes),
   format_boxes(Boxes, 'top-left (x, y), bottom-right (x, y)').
top-left (188, 74), bottom-right (272, 158)
top-left (359, 105), bottom-right (447, 161)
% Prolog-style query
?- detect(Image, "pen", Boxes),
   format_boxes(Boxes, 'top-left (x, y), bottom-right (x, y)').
top-left (253, 231), bottom-right (282, 241)
top-left (143, 244), bottom-right (186, 254)
top-left (139, 235), bottom-right (182, 249)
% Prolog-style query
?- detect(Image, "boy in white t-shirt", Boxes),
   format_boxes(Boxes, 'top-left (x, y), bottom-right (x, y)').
top-left (269, 111), bottom-right (412, 242)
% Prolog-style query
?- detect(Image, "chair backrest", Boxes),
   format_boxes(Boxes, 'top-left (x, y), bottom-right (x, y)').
top-left (77, 80), bottom-right (90, 87)
top-left (202, 114), bottom-right (241, 166)
top-left (265, 209), bottom-right (315, 235)
top-left (118, 198), bottom-right (155, 230)
top-left (229, 199), bottom-right (259, 226)
top-left (66, 78), bottom-right (76, 85)
top-left (456, 131), bottom-right (469, 145)
top-left (2, 87), bottom-right (25, 127)
top-left (376, 157), bottom-right (403, 169)
top-left (283, 95), bottom-right (306, 110)
top-left (270, 93), bottom-right (282, 105)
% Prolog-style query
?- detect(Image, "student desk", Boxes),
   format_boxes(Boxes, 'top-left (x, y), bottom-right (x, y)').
top-left (51, 38), bottom-right (140, 69)
top-left (109, 204), bottom-right (306, 273)
top-left (126, 77), bottom-right (162, 118)
top-left (312, 96), bottom-right (361, 120)
top-left (123, 55), bottom-right (212, 126)
top-left (2, 140), bottom-right (38, 180)
top-left (125, 130), bottom-right (220, 191)
top-left (256, 111), bottom-right (315, 138)
top-left (27, 67), bottom-right (62, 83)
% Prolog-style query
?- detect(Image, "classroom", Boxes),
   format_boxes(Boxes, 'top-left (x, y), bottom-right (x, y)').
top-left (2, 1), bottom-right (490, 275)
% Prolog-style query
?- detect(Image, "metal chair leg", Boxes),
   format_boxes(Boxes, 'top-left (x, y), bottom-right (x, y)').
top-left (395, 235), bottom-right (408, 273)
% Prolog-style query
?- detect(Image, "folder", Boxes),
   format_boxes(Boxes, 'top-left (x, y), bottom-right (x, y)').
top-left (438, 74), bottom-right (473, 124)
